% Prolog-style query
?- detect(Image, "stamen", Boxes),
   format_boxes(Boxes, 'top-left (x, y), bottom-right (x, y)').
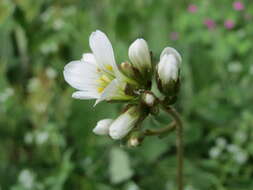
top-left (105, 65), bottom-right (113, 71)
top-left (96, 75), bottom-right (111, 86)
top-left (97, 87), bottom-right (104, 93)
top-left (101, 75), bottom-right (111, 83)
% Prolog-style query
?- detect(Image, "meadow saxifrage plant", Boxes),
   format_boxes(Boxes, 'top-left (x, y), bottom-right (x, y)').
top-left (63, 30), bottom-right (184, 190)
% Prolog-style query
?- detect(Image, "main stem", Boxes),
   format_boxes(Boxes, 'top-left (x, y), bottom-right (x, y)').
top-left (162, 105), bottom-right (183, 190)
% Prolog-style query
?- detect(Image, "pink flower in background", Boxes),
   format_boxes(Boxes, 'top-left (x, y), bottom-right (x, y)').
top-left (233, 1), bottom-right (245, 11)
top-left (224, 19), bottom-right (235, 29)
top-left (204, 19), bottom-right (216, 30)
top-left (188, 4), bottom-right (198, 13)
top-left (170, 32), bottom-right (179, 41)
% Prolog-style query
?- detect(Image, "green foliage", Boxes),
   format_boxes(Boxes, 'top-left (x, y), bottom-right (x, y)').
top-left (0, 0), bottom-right (253, 189)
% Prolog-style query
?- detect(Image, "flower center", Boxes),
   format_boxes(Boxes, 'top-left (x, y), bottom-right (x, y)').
top-left (96, 74), bottom-right (112, 93)
top-left (95, 65), bottom-right (115, 94)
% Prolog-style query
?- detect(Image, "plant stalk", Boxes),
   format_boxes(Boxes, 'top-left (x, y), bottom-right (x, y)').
top-left (162, 105), bottom-right (183, 190)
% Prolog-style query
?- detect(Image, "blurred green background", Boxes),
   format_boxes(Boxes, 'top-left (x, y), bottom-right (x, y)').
top-left (1, 0), bottom-right (253, 189)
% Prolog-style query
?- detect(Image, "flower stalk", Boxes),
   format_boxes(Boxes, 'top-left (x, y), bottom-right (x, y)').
top-left (161, 105), bottom-right (183, 190)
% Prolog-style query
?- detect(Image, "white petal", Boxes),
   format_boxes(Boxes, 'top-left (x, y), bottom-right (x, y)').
top-left (72, 91), bottom-right (99, 99)
top-left (82, 53), bottom-right (97, 65)
top-left (95, 79), bottom-right (132, 105)
top-left (93, 119), bottom-right (113, 135)
top-left (89, 30), bottom-right (118, 73)
top-left (160, 47), bottom-right (182, 65)
top-left (63, 60), bottom-right (98, 91)
top-left (94, 79), bottom-right (120, 105)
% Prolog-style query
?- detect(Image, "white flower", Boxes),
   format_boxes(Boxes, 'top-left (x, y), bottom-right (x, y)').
top-left (35, 131), bottom-right (49, 145)
top-left (109, 106), bottom-right (140, 140)
top-left (209, 147), bottom-right (221, 159)
top-left (93, 119), bottom-right (113, 135)
top-left (128, 39), bottom-right (152, 75)
top-left (18, 169), bottom-right (35, 189)
top-left (63, 30), bottom-right (134, 104)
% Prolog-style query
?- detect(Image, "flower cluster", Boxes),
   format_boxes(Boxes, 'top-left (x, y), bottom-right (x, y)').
top-left (63, 30), bottom-right (182, 144)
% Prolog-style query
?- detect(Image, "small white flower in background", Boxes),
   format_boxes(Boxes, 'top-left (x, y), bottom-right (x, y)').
top-left (234, 151), bottom-right (248, 164)
top-left (27, 78), bottom-right (40, 92)
top-left (35, 103), bottom-right (47, 113)
top-left (18, 169), bottom-right (35, 189)
top-left (24, 132), bottom-right (34, 144)
top-left (109, 106), bottom-right (141, 140)
top-left (128, 39), bottom-right (152, 77)
top-left (209, 146), bottom-right (221, 159)
top-left (93, 119), bottom-right (113, 135)
top-left (228, 61), bottom-right (242, 73)
top-left (227, 144), bottom-right (240, 153)
top-left (0, 88), bottom-right (14, 103)
top-left (36, 131), bottom-right (49, 145)
top-left (53, 19), bottom-right (65, 30)
top-left (64, 30), bottom-right (134, 105)
top-left (46, 67), bottom-right (57, 79)
top-left (216, 137), bottom-right (227, 148)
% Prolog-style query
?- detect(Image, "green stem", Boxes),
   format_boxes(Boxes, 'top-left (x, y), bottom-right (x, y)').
top-left (162, 105), bottom-right (183, 190)
top-left (144, 121), bottom-right (176, 136)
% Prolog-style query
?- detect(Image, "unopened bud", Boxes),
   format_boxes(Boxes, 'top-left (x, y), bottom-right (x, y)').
top-left (120, 62), bottom-right (136, 79)
top-left (109, 106), bottom-right (141, 140)
top-left (128, 39), bottom-right (152, 82)
top-left (157, 47), bottom-right (181, 96)
top-left (142, 92), bottom-right (156, 107)
top-left (127, 131), bottom-right (144, 147)
top-left (128, 137), bottom-right (140, 147)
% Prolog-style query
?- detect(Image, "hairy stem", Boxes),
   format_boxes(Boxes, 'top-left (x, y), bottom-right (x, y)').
top-left (162, 105), bottom-right (183, 190)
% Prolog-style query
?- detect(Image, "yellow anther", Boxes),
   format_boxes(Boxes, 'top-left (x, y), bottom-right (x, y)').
top-left (105, 65), bottom-right (113, 71)
top-left (96, 75), bottom-right (111, 86)
top-left (101, 75), bottom-right (111, 83)
top-left (97, 87), bottom-right (104, 93)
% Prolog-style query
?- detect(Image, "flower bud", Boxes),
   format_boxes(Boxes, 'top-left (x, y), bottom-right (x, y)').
top-left (128, 137), bottom-right (140, 147)
top-left (93, 119), bottom-right (113, 135)
top-left (160, 47), bottom-right (182, 65)
top-left (127, 131), bottom-right (144, 147)
top-left (157, 47), bottom-right (181, 96)
top-left (109, 106), bottom-right (141, 140)
top-left (142, 92), bottom-right (156, 107)
top-left (128, 39), bottom-right (152, 80)
top-left (120, 62), bottom-right (136, 79)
